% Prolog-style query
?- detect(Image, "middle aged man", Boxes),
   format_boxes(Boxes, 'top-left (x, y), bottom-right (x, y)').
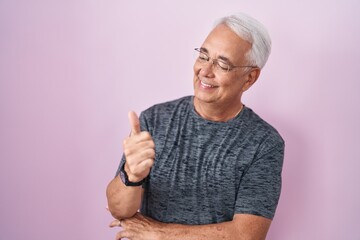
top-left (107, 12), bottom-right (285, 240)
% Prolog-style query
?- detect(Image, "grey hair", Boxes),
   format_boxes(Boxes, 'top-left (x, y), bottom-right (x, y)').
top-left (214, 13), bottom-right (272, 69)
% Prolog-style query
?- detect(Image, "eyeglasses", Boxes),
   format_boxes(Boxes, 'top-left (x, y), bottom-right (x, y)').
top-left (194, 48), bottom-right (256, 73)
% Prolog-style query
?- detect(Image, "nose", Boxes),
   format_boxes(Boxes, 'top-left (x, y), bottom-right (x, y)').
top-left (205, 58), bottom-right (216, 67)
top-left (199, 59), bottom-right (216, 76)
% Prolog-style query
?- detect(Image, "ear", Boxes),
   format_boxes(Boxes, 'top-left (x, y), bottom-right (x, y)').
top-left (241, 68), bottom-right (261, 92)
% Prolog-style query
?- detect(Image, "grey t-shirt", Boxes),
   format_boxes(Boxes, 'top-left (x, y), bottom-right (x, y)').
top-left (119, 96), bottom-right (284, 224)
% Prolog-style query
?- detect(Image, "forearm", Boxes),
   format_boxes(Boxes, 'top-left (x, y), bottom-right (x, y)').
top-left (161, 214), bottom-right (270, 240)
top-left (162, 221), bottom-right (240, 240)
top-left (112, 212), bottom-right (270, 240)
top-left (106, 176), bottom-right (143, 219)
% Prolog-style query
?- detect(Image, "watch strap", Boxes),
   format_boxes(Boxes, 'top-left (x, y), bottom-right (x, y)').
top-left (119, 161), bottom-right (145, 186)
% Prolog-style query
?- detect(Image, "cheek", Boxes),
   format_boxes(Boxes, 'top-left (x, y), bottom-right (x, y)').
top-left (193, 62), bottom-right (201, 75)
top-left (219, 76), bottom-right (243, 91)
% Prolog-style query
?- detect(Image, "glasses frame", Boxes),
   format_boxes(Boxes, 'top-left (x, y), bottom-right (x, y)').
top-left (194, 48), bottom-right (256, 73)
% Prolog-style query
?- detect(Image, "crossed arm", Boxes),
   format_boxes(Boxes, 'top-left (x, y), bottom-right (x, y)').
top-left (111, 212), bottom-right (271, 240)
top-left (106, 175), bottom-right (271, 240)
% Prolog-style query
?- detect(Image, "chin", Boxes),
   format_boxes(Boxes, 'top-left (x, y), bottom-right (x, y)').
top-left (194, 93), bottom-right (215, 104)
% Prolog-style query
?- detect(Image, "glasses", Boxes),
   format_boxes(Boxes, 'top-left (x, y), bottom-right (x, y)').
top-left (194, 48), bottom-right (256, 73)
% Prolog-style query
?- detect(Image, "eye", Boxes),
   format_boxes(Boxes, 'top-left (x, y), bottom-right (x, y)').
top-left (217, 61), bottom-right (230, 71)
top-left (198, 52), bottom-right (209, 61)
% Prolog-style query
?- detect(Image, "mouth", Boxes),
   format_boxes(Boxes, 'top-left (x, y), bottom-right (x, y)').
top-left (200, 80), bottom-right (217, 88)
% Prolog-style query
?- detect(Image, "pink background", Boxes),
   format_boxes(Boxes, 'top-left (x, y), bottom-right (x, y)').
top-left (1, 1), bottom-right (360, 239)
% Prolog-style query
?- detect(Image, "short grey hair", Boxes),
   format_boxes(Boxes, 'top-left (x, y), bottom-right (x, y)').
top-left (214, 13), bottom-right (272, 69)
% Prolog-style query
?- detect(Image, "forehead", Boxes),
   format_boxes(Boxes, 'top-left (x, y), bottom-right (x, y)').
top-left (201, 24), bottom-right (251, 62)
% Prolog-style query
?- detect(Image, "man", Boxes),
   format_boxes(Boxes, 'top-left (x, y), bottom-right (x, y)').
top-left (107, 12), bottom-right (284, 240)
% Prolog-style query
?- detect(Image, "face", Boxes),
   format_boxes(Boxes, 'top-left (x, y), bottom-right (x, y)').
top-left (193, 24), bottom-right (260, 110)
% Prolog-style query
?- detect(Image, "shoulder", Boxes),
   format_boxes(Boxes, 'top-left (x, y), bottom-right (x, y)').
top-left (240, 107), bottom-right (285, 150)
top-left (139, 96), bottom-right (192, 130)
top-left (141, 96), bottom-right (192, 118)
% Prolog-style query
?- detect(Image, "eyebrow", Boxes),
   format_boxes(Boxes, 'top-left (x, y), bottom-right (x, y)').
top-left (199, 47), bottom-right (232, 65)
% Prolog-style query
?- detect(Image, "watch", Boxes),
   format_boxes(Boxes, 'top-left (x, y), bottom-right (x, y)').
top-left (119, 161), bottom-right (145, 186)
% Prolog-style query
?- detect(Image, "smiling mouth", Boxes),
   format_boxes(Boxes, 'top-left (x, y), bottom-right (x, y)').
top-left (200, 80), bottom-right (217, 88)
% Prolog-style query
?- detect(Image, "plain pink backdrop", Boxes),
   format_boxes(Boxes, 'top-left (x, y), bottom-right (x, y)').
top-left (1, 1), bottom-right (360, 239)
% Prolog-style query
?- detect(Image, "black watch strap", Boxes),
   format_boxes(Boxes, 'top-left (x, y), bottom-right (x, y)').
top-left (119, 161), bottom-right (145, 186)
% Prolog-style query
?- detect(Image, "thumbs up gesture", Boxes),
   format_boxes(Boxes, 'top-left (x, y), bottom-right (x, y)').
top-left (123, 111), bottom-right (155, 182)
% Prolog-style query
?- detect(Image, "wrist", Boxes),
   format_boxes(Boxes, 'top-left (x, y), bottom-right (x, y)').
top-left (124, 163), bottom-right (143, 182)
top-left (153, 220), bottom-right (169, 240)
top-left (119, 161), bottom-right (145, 186)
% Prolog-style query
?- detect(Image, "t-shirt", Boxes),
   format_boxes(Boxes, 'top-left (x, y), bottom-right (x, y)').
top-left (118, 96), bottom-right (284, 224)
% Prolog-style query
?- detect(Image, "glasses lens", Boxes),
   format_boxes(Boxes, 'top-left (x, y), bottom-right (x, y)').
top-left (216, 61), bottom-right (230, 72)
top-left (193, 48), bottom-right (230, 73)
top-left (198, 52), bottom-right (208, 62)
top-left (194, 49), bottom-right (207, 62)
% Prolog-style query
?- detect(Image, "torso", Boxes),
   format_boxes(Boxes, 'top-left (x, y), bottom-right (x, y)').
top-left (139, 96), bottom-right (283, 224)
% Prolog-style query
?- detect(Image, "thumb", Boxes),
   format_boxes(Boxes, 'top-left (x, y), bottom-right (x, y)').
top-left (128, 111), bottom-right (141, 135)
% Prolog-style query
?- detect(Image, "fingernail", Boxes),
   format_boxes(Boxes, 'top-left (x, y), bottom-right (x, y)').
top-left (109, 220), bottom-right (121, 227)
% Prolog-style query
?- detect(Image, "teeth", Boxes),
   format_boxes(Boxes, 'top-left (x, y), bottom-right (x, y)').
top-left (201, 80), bottom-right (215, 88)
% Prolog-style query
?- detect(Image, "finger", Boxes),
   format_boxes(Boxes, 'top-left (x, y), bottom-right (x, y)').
top-left (109, 219), bottom-right (121, 228)
top-left (128, 111), bottom-right (141, 136)
top-left (116, 230), bottom-right (131, 240)
top-left (132, 148), bottom-right (155, 164)
top-left (123, 134), bottom-right (155, 150)
top-left (136, 158), bottom-right (155, 172)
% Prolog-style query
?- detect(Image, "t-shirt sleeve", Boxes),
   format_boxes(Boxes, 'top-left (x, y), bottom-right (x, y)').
top-left (235, 141), bottom-right (285, 219)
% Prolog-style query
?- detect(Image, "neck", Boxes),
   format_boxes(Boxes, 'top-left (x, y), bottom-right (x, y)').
top-left (193, 98), bottom-right (244, 122)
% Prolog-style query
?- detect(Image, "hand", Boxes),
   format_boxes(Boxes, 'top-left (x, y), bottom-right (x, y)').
top-left (109, 213), bottom-right (166, 240)
top-left (123, 111), bottom-right (155, 182)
